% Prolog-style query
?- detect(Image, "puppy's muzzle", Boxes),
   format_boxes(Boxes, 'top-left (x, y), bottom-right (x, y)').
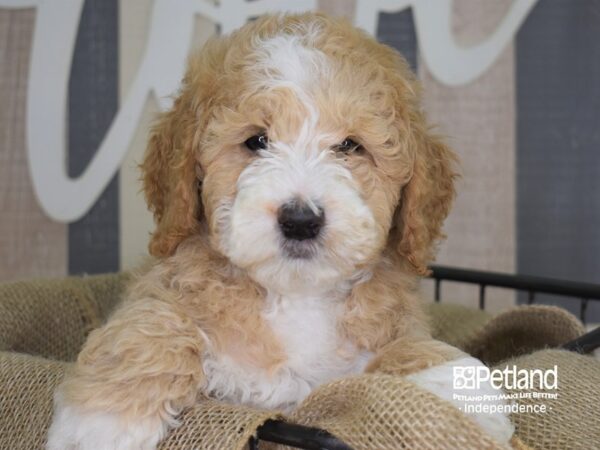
top-left (277, 201), bottom-right (325, 241)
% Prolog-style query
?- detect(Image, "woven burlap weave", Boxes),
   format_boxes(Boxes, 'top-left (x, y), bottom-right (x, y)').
top-left (289, 373), bottom-right (512, 449)
top-left (494, 350), bottom-right (600, 450)
top-left (1, 274), bottom-right (598, 449)
top-left (467, 305), bottom-right (586, 365)
top-left (0, 352), bottom-right (65, 449)
top-left (426, 302), bottom-right (492, 350)
top-left (0, 273), bottom-right (129, 361)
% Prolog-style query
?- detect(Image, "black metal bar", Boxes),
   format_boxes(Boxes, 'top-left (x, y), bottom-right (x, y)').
top-left (434, 278), bottom-right (441, 302)
top-left (527, 291), bottom-right (535, 305)
top-left (479, 284), bottom-right (486, 310)
top-left (580, 298), bottom-right (589, 324)
top-left (248, 435), bottom-right (259, 450)
top-left (562, 326), bottom-right (600, 354)
top-left (429, 265), bottom-right (600, 301)
top-left (256, 420), bottom-right (353, 450)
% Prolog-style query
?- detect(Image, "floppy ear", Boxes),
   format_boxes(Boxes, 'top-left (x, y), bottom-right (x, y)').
top-left (140, 35), bottom-right (230, 258)
top-left (141, 92), bottom-right (202, 258)
top-left (396, 127), bottom-right (458, 276)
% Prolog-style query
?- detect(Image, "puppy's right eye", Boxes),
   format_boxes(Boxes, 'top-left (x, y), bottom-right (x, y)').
top-left (244, 134), bottom-right (268, 151)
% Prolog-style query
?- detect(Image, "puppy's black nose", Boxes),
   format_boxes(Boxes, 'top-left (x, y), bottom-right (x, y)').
top-left (277, 202), bottom-right (324, 241)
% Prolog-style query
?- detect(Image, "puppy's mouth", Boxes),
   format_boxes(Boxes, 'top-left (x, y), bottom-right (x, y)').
top-left (280, 238), bottom-right (320, 259)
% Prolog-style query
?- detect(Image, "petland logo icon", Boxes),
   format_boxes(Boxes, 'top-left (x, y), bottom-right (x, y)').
top-left (453, 365), bottom-right (558, 390)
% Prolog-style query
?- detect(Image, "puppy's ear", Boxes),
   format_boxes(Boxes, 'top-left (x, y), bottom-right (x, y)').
top-left (396, 128), bottom-right (457, 275)
top-left (141, 90), bottom-right (203, 258)
top-left (141, 37), bottom-right (228, 258)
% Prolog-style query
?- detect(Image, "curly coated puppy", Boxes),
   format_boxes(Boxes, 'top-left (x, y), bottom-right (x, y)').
top-left (47, 13), bottom-right (513, 449)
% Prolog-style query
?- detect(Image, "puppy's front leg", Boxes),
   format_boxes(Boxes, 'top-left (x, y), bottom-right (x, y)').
top-left (47, 296), bottom-right (206, 450)
top-left (365, 338), bottom-right (463, 376)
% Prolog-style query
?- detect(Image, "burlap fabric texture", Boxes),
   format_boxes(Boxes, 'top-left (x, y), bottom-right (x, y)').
top-left (1, 274), bottom-right (598, 449)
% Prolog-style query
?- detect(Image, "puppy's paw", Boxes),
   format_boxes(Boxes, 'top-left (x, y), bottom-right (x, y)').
top-left (406, 356), bottom-right (514, 446)
top-left (46, 393), bottom-right (169, 450)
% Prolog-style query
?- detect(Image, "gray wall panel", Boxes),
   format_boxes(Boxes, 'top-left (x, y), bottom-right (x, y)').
top-left (376, 9), bottom-right (417, 72)
top-left (517, 0), bottom-right (600, 321)
top-left (68, 0), bottom-right (119, 274)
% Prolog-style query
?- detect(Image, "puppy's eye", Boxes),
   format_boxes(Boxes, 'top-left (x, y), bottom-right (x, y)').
top-left (244, 133), bottom-right (268, 151)
top-left (335, 138), bottom-right (362, 153)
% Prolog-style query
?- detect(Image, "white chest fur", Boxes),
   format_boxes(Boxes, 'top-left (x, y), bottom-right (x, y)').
top-left (202, 292), bottom-right (372, 411)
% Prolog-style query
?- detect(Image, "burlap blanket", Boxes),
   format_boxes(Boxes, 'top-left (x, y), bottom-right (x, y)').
top-left (1, 274), bottom-right (598, 449)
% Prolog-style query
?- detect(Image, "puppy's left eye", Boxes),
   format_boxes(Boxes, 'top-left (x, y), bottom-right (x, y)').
top-left (244, 133), bottom-right (268, 151)
top-left (335, 138), bottom-right (362, 154)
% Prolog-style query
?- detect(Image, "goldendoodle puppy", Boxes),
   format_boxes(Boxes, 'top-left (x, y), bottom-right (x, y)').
top-left (47, 12), bottom-right (513, 450)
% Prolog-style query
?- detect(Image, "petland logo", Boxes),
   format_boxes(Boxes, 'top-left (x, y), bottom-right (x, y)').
top-left (453, 365), bottom-right (558, 391)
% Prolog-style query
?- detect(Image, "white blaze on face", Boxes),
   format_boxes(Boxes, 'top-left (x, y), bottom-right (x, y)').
top-left (253, 21), bottom-right (331, 93)
top-left (219, 30), bottom-right (380, 294)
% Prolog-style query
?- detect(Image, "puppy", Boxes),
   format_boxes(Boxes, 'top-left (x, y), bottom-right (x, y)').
top-left (47, 13), bottom-right (513, 449)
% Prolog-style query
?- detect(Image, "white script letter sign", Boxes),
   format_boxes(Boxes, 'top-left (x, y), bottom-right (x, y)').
top-left (0, 0), bottom-right (535, 222)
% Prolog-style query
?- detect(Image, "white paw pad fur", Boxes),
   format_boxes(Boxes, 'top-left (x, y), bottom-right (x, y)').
top-left (406, 356), bottom-right (515, 446)
top-left (46, 394), bottom-right (168, 450)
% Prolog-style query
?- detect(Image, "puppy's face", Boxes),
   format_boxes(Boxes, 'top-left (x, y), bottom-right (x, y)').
top-left (142, 14), bottom-right (456, 293)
